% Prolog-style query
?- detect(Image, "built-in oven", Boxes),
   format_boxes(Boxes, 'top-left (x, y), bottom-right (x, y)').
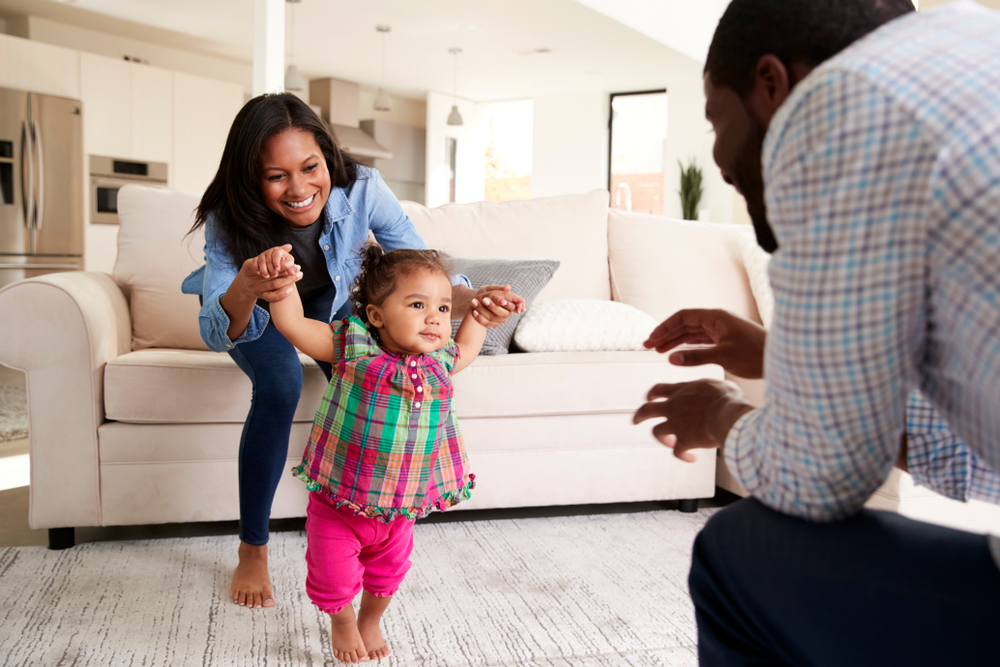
top-left (90, 155), bottom-right (168, 224)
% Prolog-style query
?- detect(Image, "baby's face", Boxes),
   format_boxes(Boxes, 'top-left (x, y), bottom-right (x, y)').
top-left (368, 269), bottom-right (453, 356)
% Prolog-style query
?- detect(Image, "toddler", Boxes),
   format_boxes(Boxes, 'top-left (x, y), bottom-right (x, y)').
top-left (269, 243), bottom-right (490, 663)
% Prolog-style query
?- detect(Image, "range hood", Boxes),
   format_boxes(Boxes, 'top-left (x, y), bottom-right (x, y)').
top-left (309, 78), bottom-right (393, 161)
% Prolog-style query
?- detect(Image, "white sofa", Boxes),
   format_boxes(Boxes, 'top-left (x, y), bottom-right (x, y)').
top-left (5, 184), bottom-right (996, 549)
top-left (0, 185), bottom-right (769, 548)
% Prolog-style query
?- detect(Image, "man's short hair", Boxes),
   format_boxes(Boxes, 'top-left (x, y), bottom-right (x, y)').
top-left (705, 0), bottom-right (915, 97)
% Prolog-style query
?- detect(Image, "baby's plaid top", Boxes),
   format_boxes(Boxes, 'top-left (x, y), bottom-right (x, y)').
top-left (292, 315), bottom-right (474, 522)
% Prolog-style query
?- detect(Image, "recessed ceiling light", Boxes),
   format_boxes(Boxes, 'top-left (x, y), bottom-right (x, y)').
top-left (515, 48), bottom-right (552, 56)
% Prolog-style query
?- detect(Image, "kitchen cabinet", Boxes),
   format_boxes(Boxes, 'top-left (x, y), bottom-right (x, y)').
top-left (80, 53), bottom-right (173, 166)
top-left (172, 71), bottom-right (243, 194)
top-left (0, 34), bottom-right (79, 99)
top-left (130, 64), bottom-right (172, 165)
top-left (80, 52), bottom-right (131, 159)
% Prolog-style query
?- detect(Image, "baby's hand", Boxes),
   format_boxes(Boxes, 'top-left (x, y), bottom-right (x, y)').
top-left (254, 244), bottom-right (297, 279)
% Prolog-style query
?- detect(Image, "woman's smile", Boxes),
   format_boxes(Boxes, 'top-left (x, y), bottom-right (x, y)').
top-left (284, 193), bottom-right (316, 210)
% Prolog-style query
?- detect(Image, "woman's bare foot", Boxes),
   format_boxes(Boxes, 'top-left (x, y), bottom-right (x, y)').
top-left (230, 541), bottom-right (275, 609)
top-left (357, 592), bottom-right (392, 660)
top-left (330, 605), bottom-right (369, 663)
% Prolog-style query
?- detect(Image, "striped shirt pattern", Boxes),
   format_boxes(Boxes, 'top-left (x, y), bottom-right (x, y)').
top-left (293, 315), bottom-right (474, 522)
top-left (726, 2), bottom-right (1000, 521)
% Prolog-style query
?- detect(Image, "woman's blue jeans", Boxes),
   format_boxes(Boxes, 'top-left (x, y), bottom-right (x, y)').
top-left (224, 286), bottom-right (346, 546)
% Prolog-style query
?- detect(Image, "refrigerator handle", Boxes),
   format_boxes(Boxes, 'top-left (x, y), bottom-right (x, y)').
top-left (20, 118), bottom-right (34, 231)
top-left (32, 118), bottom-right (43, 230)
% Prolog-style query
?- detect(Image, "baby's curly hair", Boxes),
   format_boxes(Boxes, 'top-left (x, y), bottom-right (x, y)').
top-left (350, 243), bottom-right (452, 327)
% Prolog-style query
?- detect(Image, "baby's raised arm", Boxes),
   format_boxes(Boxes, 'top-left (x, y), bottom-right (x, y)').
top-left (452, 298), bottom-right (491, 374)
top-left (269, 281), bottom-right (337, 363)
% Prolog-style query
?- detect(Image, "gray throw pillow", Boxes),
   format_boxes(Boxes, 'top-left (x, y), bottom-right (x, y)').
top-left (444, 255), bottom-right (560, 355)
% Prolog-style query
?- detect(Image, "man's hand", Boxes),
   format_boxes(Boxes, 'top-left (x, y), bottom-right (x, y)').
top-left (644, 309), bottom-right (767, 380)
top-left (633, 379), bottom-right (755, 462)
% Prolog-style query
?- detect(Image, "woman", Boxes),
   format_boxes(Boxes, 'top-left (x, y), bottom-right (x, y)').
top-left (182, 93), bottom-right (522, 609)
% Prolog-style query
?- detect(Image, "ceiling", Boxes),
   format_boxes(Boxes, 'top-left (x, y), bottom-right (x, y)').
top-left (0, 0), bottom-right (703, 102)
top-left (3, 1), bottom-right (995, 102)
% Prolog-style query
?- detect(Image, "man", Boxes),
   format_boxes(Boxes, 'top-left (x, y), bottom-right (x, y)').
top-left (633, 1), bottom-right (1000, 664)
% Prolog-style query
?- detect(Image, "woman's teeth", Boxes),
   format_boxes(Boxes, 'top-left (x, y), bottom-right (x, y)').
top-left (285, 194), bottom-right (315, 209)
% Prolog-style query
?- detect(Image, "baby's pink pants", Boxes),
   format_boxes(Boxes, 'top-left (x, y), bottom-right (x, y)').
top-left (305, 492), bottom-right (414, 615)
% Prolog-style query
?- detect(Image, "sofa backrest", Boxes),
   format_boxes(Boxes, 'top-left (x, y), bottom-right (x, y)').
top-left (114, 186), bottom-right (613, 351)
top-left (607, 209), bottom-right (761, 325)
top-left (401, 190), bottom-right (611, 303)
top-left (116, 184), bottom-right (208, 351)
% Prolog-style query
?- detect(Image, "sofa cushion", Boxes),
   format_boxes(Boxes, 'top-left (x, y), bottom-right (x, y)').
top-left (115, 185), bottom-right (208, 351)
top-left (445, 255), bottom-right (559, 355)
top-left (104, 347), bottom-right (723, 424)
top-left (512, 299), bottom-right (657, 352)
top-left (104, 349), bottom-right (329, 424)
top-left (607, 210), bottom-right (761, 324)
top-left (401, 190), bottom-right (610, 303)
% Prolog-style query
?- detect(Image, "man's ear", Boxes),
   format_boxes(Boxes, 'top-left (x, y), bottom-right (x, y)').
top-left (746, 54), bottom-right (792, 126)
top-left (366, 304), bottom-right (383, 328)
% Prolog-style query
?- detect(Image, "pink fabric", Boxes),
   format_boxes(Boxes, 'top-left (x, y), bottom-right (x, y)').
top-left (305, 491), bottom-right (414, 615)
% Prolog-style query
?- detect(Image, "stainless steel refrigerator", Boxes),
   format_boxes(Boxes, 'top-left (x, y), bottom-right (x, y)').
top-left (0, 87), bottom-right (84, 290)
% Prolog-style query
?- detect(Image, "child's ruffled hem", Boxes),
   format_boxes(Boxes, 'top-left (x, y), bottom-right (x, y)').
top-left (291, 464), bottom-right (475, 523)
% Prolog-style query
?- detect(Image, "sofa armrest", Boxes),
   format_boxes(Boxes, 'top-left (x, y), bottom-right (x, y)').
top-left (0, 272), bottom-right (131, 529)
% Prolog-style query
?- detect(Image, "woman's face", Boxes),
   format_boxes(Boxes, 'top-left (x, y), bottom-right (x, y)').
top-left (258, 128), bottom-right (331, 228)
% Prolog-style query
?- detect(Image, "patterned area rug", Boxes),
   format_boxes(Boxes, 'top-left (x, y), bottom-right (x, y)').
top-left (0, 384), bottom-right (28, 442)
top-left (0, 509), bottom-right (715, 666)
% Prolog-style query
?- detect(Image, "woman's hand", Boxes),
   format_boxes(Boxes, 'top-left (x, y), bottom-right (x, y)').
top-left (474, 284), bottom-right (526, 328)
top-left (238, 244), bottom-right (302, 303)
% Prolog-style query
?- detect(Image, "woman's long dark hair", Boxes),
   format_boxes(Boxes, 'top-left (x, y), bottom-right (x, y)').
top-left (188, 93), bottom-right (361, 266)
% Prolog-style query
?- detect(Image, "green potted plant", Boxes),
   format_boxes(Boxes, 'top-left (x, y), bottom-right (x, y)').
top-left (678, 159), bottom-right (704, 221)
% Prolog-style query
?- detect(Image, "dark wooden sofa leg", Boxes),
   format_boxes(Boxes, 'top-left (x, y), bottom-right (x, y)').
top-left (48, 528), bottom-right (75, 550)
top-left (678, 499), bottom-right (699, 513)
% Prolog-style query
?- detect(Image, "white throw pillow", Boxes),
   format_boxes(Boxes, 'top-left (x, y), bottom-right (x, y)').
top-left (736, 230), bottom-right (774, 328)
top-left (513, 299), bottom-right (658, 353)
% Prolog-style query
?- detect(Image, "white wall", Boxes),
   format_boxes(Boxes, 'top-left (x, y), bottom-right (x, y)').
top-left (531, 91), bottom-right (609, 200)
top-left (662, 56), bottom-right (732, 224)
top-left (424, 91), bottom-right (484, 207)
top-left (528, 58), bottom-right (735, 224)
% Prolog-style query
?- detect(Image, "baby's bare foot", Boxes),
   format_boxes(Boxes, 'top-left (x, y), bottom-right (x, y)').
top-left (358, 619), bottom-right (389, 660)
top-left (331, 606), bottom-right (369, 663)
top-left (230, 542), bottom-right (275, 609)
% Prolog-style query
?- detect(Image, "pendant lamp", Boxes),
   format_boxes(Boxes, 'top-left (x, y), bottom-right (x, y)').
top-left (447, 48), bottom-right (463, 126)
top-left (373, 25), bottom-right (393, 111)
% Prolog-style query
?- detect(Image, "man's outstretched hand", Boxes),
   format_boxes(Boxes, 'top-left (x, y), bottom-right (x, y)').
top-left (644, 309), bottom-right (766, 380)
top-left (633, 379), bottom-right (754, 462)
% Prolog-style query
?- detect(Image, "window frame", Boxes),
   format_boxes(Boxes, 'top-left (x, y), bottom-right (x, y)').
top-left (606, 88), bottom-right (668, 194)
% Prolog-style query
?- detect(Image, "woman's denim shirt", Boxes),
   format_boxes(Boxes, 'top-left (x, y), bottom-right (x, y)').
top-left (181, 167), bottom-right (469, 353)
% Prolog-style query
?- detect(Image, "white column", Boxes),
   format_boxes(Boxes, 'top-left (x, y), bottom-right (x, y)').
top-left (253, 0), bottom-right (285, 97)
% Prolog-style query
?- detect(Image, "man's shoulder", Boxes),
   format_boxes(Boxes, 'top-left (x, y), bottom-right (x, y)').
top-left (765, 1), bottom-right (1000, 172)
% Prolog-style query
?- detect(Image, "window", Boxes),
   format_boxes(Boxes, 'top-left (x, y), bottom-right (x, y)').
top-left (608, 90), bottom-right (667, 215)
top-left (482, 101), bottom-right (532, 202)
